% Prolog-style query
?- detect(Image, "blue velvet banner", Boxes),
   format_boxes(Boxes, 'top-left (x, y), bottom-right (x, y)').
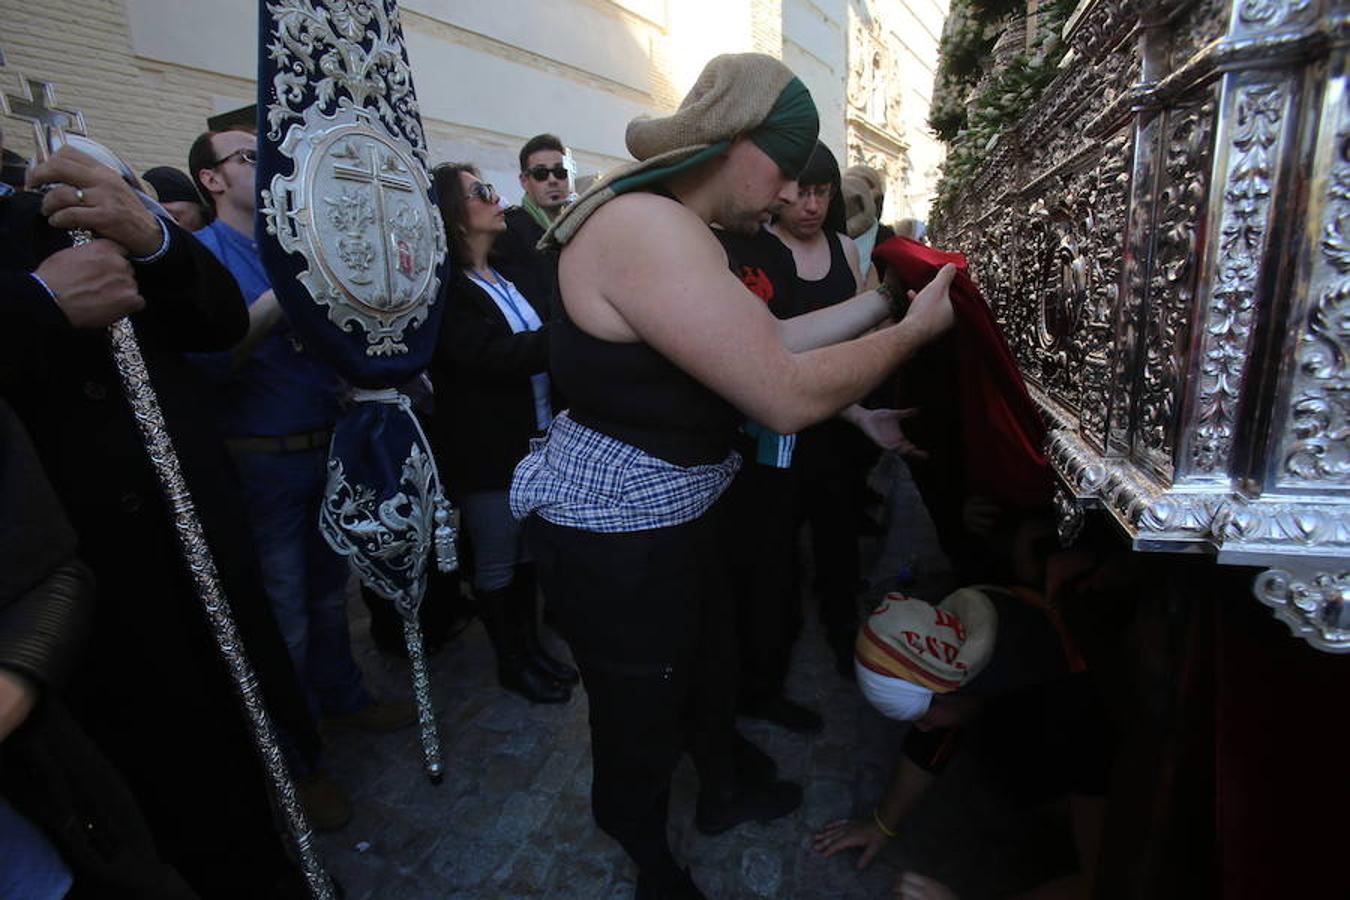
top-left (254, 0), bottom-right (452, 609)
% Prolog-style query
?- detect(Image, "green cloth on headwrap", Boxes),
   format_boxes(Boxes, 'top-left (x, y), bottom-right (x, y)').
top-left (746, 78), bottom-right (818, 177)
top-left (539, 53), bottom-right (819, 250)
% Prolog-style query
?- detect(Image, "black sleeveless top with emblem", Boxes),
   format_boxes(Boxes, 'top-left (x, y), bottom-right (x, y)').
top-left (549, 195), bottom-right (741, 468)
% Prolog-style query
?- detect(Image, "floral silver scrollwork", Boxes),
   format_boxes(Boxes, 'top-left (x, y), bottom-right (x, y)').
top-left (1137, 95), bottom-right (1217, 477)
top-left (264, 0), bottom-right (426, 157)
top-left (1252, 566), bottom-right (1350, 653)
top-left (321, 441), bottom-right (437, 611)
top-left (1189, 82), bottom-right (1286, 474)
top-left (262, 104), bottom-right (446, 356)
top-left (1279, 117), bottom-right (1350, 487)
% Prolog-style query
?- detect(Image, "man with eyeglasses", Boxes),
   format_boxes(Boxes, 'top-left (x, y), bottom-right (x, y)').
top-left (491, 133), bottom-right (571, 305)
top-left (187, 128), bottom-right (415, 832)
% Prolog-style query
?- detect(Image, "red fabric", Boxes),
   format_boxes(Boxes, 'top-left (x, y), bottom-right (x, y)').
top-left (873, 236), bottom-right (1051, 510)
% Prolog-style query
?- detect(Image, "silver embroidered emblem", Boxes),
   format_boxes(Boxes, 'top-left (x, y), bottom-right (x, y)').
top-left (262, 104), bottom-right (446, 356)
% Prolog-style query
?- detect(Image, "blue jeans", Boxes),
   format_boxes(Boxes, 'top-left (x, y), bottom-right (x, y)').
top-left (232, 446), bottom-right (371, 718)
top-left (459, 489), bottom-right (526, 592)
top-left (0, 800), bottom-right (71, 900)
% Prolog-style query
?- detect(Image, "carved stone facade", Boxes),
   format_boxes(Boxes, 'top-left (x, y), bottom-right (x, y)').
top-left (843, 0), bottom-right (949, 222)
top-left (932, 0), bottom-right (1350, 653)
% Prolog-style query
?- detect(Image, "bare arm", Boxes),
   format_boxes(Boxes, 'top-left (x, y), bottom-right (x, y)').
top-left (561, 195), bottom-right (954, 435)
top-left (778, 287), bottom-right (890, 352)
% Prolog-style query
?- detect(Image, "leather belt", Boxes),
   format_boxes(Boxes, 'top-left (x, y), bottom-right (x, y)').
top-left (226, 428), bottom-right (332, 454)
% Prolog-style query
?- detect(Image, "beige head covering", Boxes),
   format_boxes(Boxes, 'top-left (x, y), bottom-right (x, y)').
top-left (845, 163), bottom-right (885, 212)
top-left (541, 53), bottom-right (818, 249)
top-left (841, 173), bottom-right (878, 239)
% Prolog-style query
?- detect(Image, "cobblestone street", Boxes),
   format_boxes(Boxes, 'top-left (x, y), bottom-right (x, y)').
top-left (313, 462), bottom-right (1071, 898)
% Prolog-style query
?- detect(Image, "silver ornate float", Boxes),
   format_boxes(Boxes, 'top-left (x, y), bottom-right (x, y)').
top-left (932, 0), bottom-right (1349, 652)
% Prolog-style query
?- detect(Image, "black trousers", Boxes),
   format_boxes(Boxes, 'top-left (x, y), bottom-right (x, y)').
top-left (795, 422), bottom-right (874, 637)
top-left (721, 461), bottom-right (802, 705)
top-left (528, 512), bottom-right (737, 880)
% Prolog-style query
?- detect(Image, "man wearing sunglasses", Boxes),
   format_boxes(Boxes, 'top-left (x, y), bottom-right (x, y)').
top-left (491, 133), bottom-right (572, 305)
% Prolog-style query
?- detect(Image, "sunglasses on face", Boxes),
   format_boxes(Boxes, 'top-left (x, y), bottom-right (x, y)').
top-left (526, 164), bottom-right (568, 182)
top-left (212, 148), bottom-right (258, 168)
top-left (465, 181), bottom-right (499, 204)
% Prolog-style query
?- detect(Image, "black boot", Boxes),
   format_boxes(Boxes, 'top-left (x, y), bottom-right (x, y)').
top-left (478, 586), bottom-right (571, 704)
top-left (514, 565), bottom-right (580, 685)
top-left (694, 778), bottom-right (803, 835)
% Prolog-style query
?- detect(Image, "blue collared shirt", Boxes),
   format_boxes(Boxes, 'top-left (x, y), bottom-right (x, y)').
top-left (189, 219), bottom-right (342, 438)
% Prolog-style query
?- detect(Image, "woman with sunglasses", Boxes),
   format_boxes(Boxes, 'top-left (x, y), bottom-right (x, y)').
top-left (428, 163), bottom-right (576, 704)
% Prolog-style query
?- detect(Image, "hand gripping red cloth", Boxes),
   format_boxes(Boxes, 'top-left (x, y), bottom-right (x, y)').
top-left (873, 236), bottom-right (1051, 510)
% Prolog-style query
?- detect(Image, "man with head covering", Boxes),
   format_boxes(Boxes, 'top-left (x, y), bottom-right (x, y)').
top-left (841, 171), bottom-right (879, 281)
top-left (510, 52), bottom-right (956, 898)
top-left (141, 165), bottom-right (210, 232)
top-left (814, 585), bottom-right (1111, 899)
top-left (845, 163), bottom-right (895, 279)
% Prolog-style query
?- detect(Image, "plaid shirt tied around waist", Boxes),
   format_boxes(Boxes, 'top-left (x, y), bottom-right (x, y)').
top-left (510, 412), bottom-right (741, 533)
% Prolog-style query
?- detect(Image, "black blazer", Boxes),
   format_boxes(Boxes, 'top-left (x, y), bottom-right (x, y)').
top-left (430, 267), bottom-right (551, 495)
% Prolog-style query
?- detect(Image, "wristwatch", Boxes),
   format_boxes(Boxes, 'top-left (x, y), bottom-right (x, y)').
top-left (877, 281), bottom-right (908, 321)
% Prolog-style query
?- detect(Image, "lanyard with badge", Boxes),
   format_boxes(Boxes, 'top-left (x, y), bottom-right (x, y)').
top-left (471, 268), bottom-right (535, 332)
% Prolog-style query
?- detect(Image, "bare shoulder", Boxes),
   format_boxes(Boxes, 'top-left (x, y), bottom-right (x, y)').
top-left (568, 192), bottom-right (727, 288)
top-left (559, 192), bottom-right (726, 340)
top-left (577, 192), bottom-right (713, 255)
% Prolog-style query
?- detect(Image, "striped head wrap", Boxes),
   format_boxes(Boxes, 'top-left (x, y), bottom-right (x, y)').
top-left (855, 588), bottom-right (998, 721)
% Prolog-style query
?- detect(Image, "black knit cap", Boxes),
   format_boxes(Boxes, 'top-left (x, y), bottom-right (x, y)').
top-left (142, 166), bottom-right (204, 205)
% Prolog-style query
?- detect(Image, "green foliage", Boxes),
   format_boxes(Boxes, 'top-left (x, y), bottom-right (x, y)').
top-left (927, 0), bottom-right (1079, 226)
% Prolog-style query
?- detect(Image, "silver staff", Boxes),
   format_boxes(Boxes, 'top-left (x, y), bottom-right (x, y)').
top-left (1, 67), bottom-right (336, 900)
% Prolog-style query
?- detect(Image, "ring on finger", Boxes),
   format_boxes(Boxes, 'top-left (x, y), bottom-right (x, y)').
top-left (74, 187), bottom-right (87, 205)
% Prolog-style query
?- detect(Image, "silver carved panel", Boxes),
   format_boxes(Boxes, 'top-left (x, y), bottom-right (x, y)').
top-left (1267, 56), bottom-right (1350, 494)
top-left (931, 0), bottom-right (1350, 652)
top-left (1135, 92), bottom-right (1219, 480)
top-left (1178, 77), bottom-right (1292, 481)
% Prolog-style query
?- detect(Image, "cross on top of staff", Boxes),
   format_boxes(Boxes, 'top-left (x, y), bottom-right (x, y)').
top-left (2, 69), bottom-right (87, 162)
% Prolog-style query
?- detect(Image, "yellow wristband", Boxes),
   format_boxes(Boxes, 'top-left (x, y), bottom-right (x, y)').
top-left (872, 808), bottom-right (897, 839)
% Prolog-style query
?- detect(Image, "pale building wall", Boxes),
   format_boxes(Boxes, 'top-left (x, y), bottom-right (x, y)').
top-left (0, 0), bottom-right (943, 215)
top-left (783, 0), bottom-right (849, 159)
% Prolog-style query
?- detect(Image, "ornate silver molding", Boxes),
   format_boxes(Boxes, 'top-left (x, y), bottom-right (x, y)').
top-left (1252, 565), bottom-right (1350, 653)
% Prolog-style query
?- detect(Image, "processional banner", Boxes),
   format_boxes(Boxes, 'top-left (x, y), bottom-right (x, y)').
top-left (255, 0), bottom-right (452, 779)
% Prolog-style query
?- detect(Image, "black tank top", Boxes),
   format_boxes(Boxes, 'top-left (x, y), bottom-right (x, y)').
top-left (550, 204), bottom-right (740, 467)
top-left (795, 230), bottom-right (857, 313)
